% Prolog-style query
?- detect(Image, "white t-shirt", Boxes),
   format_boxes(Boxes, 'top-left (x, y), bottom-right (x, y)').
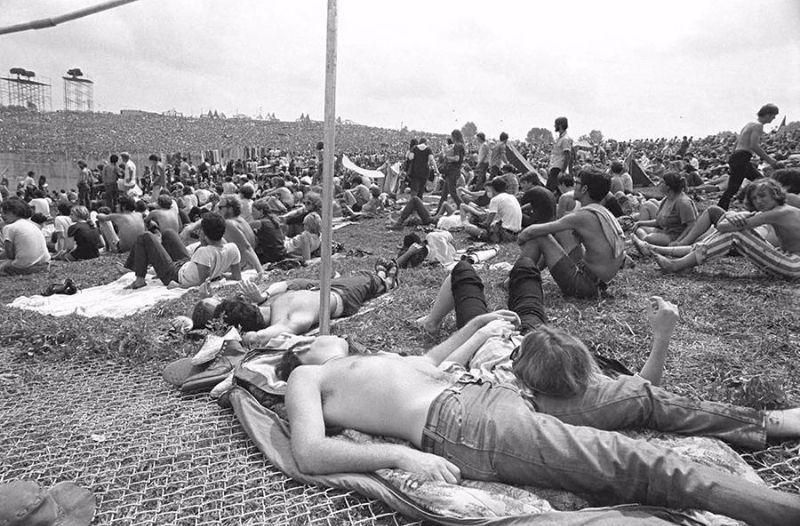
top-left (183, 193), bottom-right (199, 209)
top-left (177, 242), bottom-right (241, 286)
top-left (2, 219), bottom-right (51, 268)
top-left (194, 189), bottom-right (212, 205)
top-left (30, 198), bottom-right (51, 217)
top-left (488, 193), bottom-right (523, 232)
top-left (549, 133), bottom-right (574, 170)
top-left (53, 215), bottom-right (76, 251)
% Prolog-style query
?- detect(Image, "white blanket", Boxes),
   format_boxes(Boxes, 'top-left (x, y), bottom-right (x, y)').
top-left (7, 269), bottom-right (258, 319)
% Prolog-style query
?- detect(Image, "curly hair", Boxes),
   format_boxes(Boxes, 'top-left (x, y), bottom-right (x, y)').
top-left (744, 178), bottom-right (786, 211)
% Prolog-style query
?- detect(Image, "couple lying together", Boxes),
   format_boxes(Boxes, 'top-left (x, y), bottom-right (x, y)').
top-left (186, 256), bottom-right (800, 525)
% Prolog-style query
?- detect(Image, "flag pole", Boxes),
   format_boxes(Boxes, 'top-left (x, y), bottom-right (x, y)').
top-left (319, 0), bottom-right (338, 334)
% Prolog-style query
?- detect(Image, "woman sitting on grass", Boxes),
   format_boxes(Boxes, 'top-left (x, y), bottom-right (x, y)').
top-left (653, 179), bottom-right (800, 279)
top-left (54, 206), bottom-right (101, 261)
top-left (632, 172), bottom-right (697, 246)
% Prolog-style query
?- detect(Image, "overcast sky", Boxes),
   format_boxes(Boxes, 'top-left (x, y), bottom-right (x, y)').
top-left (2, 0), bottom-right (799, 141)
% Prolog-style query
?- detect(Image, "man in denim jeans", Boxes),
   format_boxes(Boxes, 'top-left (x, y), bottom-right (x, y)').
top-left (284, 259), bottom-right (800, 525)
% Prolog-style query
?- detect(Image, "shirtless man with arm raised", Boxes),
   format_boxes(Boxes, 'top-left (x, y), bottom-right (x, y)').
top-left (718, 103), bottom-right (780, 209)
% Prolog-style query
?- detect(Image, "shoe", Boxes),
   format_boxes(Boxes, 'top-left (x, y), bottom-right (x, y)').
top-left (41, 284), bottom-right (58, 297)
top-left (62, 278), bottom-right (78, 295)
top-left (190, 334), bottom-right (225, 365)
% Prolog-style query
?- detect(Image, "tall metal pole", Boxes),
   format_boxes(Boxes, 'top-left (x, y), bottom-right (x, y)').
top-left (319, 0), bottom-right (337, 334)
top-left (0, 0), bottom-right (139, 36)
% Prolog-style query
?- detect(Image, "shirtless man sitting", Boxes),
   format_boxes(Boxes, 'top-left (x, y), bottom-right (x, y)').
top-left (186, 260), bottom-right (399, 359)
top-left (281, 265), bottom-right (800, 525)
top-left (516, 167), bottom-right (625, 298)
top-left (96, 195), bottom-right (146, 253)
top-left (146, 194), bottom-right (181, 234)
top-left (718, 103), bottom-right (780, 210)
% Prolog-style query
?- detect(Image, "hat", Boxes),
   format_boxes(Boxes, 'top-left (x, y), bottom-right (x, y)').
top-left (120, 151), bottom-right (130, 157)
top-left (300, 176), bottom-right (312, 185)
top-left (0, 480), bottom-right (95, 526)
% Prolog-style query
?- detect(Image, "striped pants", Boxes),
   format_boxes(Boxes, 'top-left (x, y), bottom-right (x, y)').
top-left (695, 228), bottom-right (800, 279)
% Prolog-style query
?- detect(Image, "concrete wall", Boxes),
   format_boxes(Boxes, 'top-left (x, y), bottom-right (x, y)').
top-left (0, 150), bottom-right (150, 192)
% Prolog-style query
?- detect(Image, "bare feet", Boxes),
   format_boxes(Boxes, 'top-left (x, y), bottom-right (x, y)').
top-left (631, 235), bottom-right (652, 257)
top-left (654, 254), bottom-right (680, 273)
top-left (124, 277), bottom-right (147, 290)
top-left (414, 315), bottom-right (440, 334)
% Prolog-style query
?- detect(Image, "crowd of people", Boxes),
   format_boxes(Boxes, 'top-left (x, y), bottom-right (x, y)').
top-left (2, 102), bottom-right (800, 523)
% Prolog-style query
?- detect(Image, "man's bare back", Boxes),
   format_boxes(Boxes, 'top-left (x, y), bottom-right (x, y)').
top-left (101, 212), bottom-right (145, 251)
top-left (148, 209), bottom-right (181, 234)
top-left (298, 354), bottom-right (451, 446)
top-left (734, 122), bottom-right (764, 154)
top-left (569, 209), bottom-right (625, 282)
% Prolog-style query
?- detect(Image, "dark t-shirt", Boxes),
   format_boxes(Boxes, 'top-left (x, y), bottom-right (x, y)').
top-left (68, 221), bottom-right (101, 260)
top-left (251, 216), bottom-right (286, 263)
top-left (410, 146), bottom-right (433, 180)
top-left (445, 144), bottom-right (466, 172)
top-left (519, 187), bottom-right (556, 223)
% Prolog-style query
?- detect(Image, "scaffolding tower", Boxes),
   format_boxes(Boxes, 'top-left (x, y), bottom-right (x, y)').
top-left (63, 69), bottom-right (94, 112)
top-left (0, 68), bottom-right (52, 111)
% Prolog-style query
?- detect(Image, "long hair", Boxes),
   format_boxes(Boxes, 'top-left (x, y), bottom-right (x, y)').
top-left (512, 326), bottom-right (599, 398)
top-left (744, 178), bottom-right (786, 211)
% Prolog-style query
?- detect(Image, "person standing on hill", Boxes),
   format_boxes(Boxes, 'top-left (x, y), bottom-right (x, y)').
top-left (102, 154), bottom-right (121, 209)
top-left (121, 152), bottom-right (139, 197)
top-left (408, 138), bottom-right (438, 199)
top-left (717, 104), bottom-right (780, 210)
top-left (547, 117), bottom-right (573, 194)
top-left (488, 132), bottom-right (509, 178)
top-left (473, 132), bottom-right (491, 189)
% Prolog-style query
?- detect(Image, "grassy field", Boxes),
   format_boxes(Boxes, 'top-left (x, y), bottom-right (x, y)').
top-left (1, 210), bottom-right (799, 523)
top-left (2, 214), bottom-right (798, 405)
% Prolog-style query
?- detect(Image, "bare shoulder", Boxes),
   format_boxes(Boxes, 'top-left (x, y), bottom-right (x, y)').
top-left (286, 365), bottom-right (323, 395)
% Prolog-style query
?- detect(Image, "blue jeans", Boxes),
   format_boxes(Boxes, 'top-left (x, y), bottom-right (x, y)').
top-left (421, 377), bottom-right (800, 526)
top-left (533, 374), bottom-right (766, 449)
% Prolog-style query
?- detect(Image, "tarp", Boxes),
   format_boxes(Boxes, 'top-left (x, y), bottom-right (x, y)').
top-left (625, 153), bottom-right (655, 187)
top-left (506, 143), bottom-right (547, 185)
top-left (227, 345), bottom-right (762, 526)
top-left (341, 154), bottom-right (384, 187)
top-left (230, 387), bottom-right (709, 526)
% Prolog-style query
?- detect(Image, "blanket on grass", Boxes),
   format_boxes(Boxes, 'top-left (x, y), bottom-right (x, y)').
top-left (228, 344), bottom-right (755, 526)
top-left (7, 269), bottom-right (258, 318)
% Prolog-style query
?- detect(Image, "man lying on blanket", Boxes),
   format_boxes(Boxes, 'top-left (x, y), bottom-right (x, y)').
top-left (278, 257), bottom-right (800, 526)
top-left (187, 259), bottom-right (398, 358)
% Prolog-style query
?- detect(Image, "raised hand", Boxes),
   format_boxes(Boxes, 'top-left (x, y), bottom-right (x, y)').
top-left (239, 279), bottom-right (266, 303)
top-left (646, 296), bottom-right (679, 333)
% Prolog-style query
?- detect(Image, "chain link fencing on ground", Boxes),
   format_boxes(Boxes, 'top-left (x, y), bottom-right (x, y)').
top-left (0, 357), bottom-right (419, 526)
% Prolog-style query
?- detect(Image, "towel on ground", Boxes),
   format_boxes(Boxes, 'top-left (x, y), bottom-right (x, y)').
top-left (7, 269), bottom-right (258, 318)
